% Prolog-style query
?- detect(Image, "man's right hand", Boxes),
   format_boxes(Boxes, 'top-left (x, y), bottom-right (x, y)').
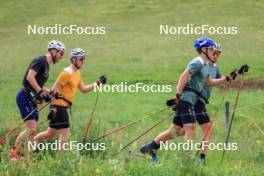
top-left (96, 75), bottom-right (107, 85)
top-left (51, 90), bottom-right (64, 99)
top-left (166, 98), bottom-right (177, 107)
top-left (226, 69), bottom-right (238, 82)
top-left (166, 94), bottom-right (181, 110)
top-left (226, 64), bottom-right (249, 82)
top-left (38, 88), bottom-right (50, 96)
top-left (38, 89), bottom-right (51, 102)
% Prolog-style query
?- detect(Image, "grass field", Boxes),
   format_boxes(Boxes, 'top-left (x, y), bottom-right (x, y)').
top-left (0, 0), bottom-right (264, 175)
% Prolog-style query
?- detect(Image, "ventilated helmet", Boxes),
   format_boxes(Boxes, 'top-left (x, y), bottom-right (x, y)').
top-left (48, 40), bottom-right (66, 52)
top-left (194, 37), bottom-right (214, 49)
top-left (68, 48), bottom-right (86, 58)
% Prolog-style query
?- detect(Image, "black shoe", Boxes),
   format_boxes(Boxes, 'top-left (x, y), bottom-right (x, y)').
top-left (140, 144), bottom-right (158, 161)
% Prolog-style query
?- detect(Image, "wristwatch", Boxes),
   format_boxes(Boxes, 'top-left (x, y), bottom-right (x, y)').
top-left (176, 93), bottom-right (182, 99)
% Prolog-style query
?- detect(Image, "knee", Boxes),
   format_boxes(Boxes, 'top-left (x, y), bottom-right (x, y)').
top-left (176, 128), bottom-right (185, 136)
top-left (46, 130), bottom-right (56, 138)
top-left (171, 125), bottom-right (184, 137)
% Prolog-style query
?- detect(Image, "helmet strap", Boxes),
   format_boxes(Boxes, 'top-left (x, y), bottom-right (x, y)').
top-left (202, 48), bottom-right (215, 63)
top-left (49, 50), bottom-right (58, 64)
top-left (71, 58), bottom-right (80, 69)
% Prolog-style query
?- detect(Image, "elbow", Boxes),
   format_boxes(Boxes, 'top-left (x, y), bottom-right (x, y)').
top-left (80, 88), bottom-right (86, 93)
top-left (26, 74), bottom-right (32, 82)
top-left (207, 84), bottom-right (213, 87)
top-left (80, 87), bottom-right (89, 94)
top-left (206, 81), bottom-right (213, 87)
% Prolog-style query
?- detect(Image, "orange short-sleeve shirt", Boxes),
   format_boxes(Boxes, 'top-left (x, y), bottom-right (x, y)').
top-left (53, 66), bottom-right (83, 106)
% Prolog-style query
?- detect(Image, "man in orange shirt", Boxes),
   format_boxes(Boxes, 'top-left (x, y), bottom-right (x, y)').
top-left (34, 48), bottom-right (106, 150)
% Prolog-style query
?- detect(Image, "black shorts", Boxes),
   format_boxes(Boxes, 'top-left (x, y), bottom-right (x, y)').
top-left (48, 105), bottom-right (70, 129)
top-left (172, 100), bottom-right (196, 127)
top-left (194, 100), bottom-right (210, 125)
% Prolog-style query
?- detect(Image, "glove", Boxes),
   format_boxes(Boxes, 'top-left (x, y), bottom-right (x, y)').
top-left (96, 75), bottom-right (107, 85)
top-left (38, 88), bottom-right (50, 96)
top-left (166, 99), bottom-right (177, 107)
top-left (226, 69), bottom-right (238, 81)
top-left (38, 89), bottom-right (51, 102)
top-left (51, 90), bottom-right (64, 99)
top-left (166, 94), bottom-right (181, 111)
top-left (41, 94), bottom-right (52, 102)
top-left (172, 105), bottom-right (177, 111)
top-left (238, 64), bottom-right (249, 74)
top-left (226, 64), bottom-right (249, 81)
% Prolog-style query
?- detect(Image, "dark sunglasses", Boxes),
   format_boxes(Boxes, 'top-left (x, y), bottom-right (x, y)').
top-left (59, 52), bottom-right (64, 56)
top-left (207, 46), bottom-right (214, 51)
top-left (79, 58), bottom-right (85, 61)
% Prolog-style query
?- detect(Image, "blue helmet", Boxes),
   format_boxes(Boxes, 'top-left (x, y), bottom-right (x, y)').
top-left (194, 37), bottom-right (215, 49)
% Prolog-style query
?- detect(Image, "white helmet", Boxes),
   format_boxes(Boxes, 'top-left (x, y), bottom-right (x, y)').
top-left (213, 43), bottom-right (223, 52)
top-left (68, 48), bottom-right (87, 58)
top-left (48, 40), bottom-right (66, 52)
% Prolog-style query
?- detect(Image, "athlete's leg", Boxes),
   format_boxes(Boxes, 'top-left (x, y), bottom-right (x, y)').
top-left (195, 100), bottom-right (211, 163)
top-left (179, 101), bottom-right (196, 140)
top-left (140, 112), bottom-right (185, 160)
top-left (58, 128), bottom-right (70, 152)
top-left (199, 121), bottom-right (212, 154)
top-left (14, 120), bottom-right (37, 147)
top-left (183, 123), bottom-right (196, 140)
top-left (154, 124), bottom-right (185, 144)
top-left (13, 89), bottom-right (39, 149)
top-left (34, 127), bottom-right (57, 142)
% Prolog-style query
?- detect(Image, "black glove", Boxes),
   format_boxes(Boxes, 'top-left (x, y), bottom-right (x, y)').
top-left (37, 89), bottom-right (51, 102)
top-left (51, 90), bottom-right (64, 99)
top-left (226, 69), bottom-right (238, 81)
top-left (41, 94), bottom-right (51, 102)
top-left (97, 75), bottom-right (107, 85)
top-left (172, 105), bottom-right (177, 111)
top-left (238, 64), bottom-right (249, 74)
top-left (166, 99), bottom-right (176, 107)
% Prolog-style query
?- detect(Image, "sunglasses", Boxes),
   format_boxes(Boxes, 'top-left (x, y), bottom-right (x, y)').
top-left (207, 46), bottom-right (214, 51)
top-left (59, 52), bottom-right (64, 56)
top-left (79, 58), bottom-right (85, 62)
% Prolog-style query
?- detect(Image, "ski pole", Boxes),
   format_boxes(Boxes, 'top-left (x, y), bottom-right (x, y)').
top-left (91, 106), bottom-right (170, 142)
top-left (0, 102), bottom-right (49, 144)
top-left (220, 74), bottom-right (245, 164)
top-left (120, 112), bottom-right (174, 151)
top-left (83, 92), bottom-right (100, 143)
